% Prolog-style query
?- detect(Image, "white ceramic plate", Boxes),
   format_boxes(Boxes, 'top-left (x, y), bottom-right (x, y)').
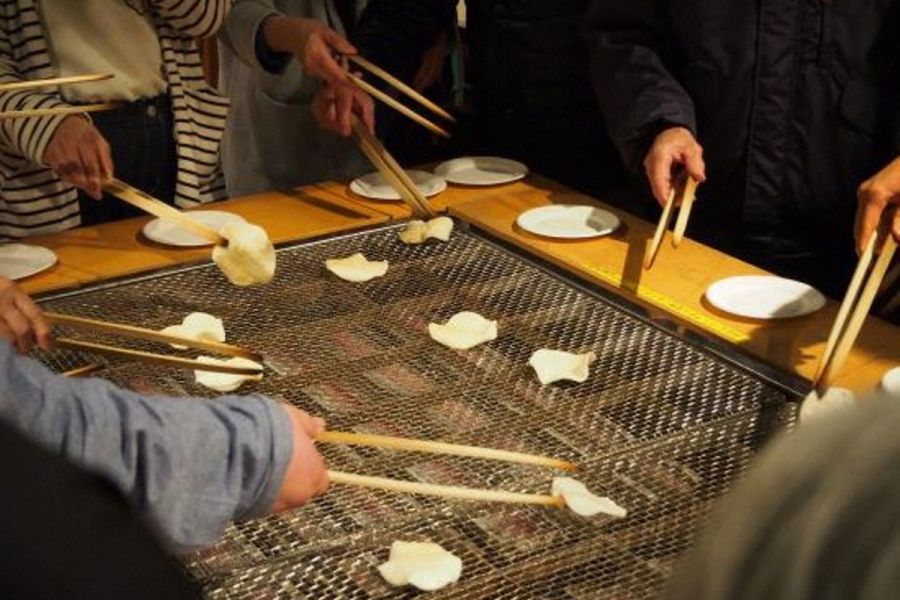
top-left (882, 366), bottom-right (900, 396)
top-left (350, 170), bottom-right (447, 201)
top-left (516, 205), bottom-right (621, 240)
top-left (142, 210), bottom-right (245, 247)
top-left (705, 276), bottom-right (826, 319)
top-left (0, 243), bottom-right (57, 280)
top-left (434, 156), bottom-right (528, 186)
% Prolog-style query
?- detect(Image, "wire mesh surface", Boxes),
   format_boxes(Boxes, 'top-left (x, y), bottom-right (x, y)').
top-left (36, 222), bottom-right (797, 599)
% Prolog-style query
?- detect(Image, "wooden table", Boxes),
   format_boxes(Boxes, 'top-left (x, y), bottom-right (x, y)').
top-left (20, 187), bottom-right (388, 296)
top-left (17, 174), bottom-right (899, 393)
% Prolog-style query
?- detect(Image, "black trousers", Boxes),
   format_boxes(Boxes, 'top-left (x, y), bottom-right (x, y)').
top-left (76, 94), bottom-right (178, 226)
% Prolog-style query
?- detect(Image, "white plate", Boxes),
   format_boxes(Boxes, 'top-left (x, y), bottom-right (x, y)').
top-left (705, 276), bottom-right (826, 320)
top-left (882, 366), bottom-right (900, 396)
top-left (0, 243), bottom-right (57, 280)
top-left (142, 210), bottom-right (245, 247)
top-left (350, 170), bottom-right (447, 201)
top-left (516, 205), bottom-right (621, 239)
top-left (434, 156), bottom-right (528, 186)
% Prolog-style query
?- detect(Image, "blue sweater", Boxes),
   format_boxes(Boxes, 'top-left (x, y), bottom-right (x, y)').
top-left (0, 341), bottom-right (291, 553)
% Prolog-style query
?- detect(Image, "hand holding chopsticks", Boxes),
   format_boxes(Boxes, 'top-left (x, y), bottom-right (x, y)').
top-left (813, 215), bottom-right (898, 391)
top-left (644, 174), bottom-right (700, 270)
top-left (45, 311), bottom-right (263, 375)
top-left (319, 430), bottom-right (575, 507)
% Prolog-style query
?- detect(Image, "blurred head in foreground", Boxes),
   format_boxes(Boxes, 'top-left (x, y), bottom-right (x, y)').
top-left (667, 393), bottom-right (900, 600)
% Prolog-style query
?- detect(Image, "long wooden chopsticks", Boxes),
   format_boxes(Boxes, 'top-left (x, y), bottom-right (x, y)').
top-left (348, 56), bottom-right (455, 123)
top-left (102, 178), bottom-right (226, 246)
top-left (317, 430), bottom-right (577, 471)
top-left (645, 174), bottom-right (700, 269)
top-left (0, 103), bottom-right (118, 120)
top-left (0, 73), bottom-right (113, 93)
top-left (328, 471), bottom-right (565, 507)
top-left (45, 312), bottom-right (262, 360)
top-left (813, 225), bottom-right (898, 390)
top-left (346, 55), bottom-right (453, 138)
top-left (46, 312), bottom-right (264, 375)
top-left (351, 117), bottom-right (435, 218)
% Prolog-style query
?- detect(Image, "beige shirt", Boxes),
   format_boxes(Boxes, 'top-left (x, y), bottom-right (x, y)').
top-left (42, 0), bottom-right (167, 102)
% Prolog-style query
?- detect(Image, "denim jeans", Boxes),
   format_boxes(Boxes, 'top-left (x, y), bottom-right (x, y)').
top-left (76, 94), bottom-right (177, 226)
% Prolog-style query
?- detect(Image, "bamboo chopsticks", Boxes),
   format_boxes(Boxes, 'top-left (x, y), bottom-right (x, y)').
top-left (328, 471), bottom-right (565, 507)
top-left (348, 56), bottom-right (455, 123)
top-left (813, 222), bottom-right (898, 390)
top-left (46, 311), bottom-right (264, 375)
top-left (351, 116), bottom-right (435, 218)
top-left (320, 430), bottom-right (575, 507)
top-left (346, 54), bottom-right (454, 138)
top-left (317, 430), bottom-right (577, 471)
top-left (0, 103), bottom-right (118, 120)
top-left (644, 174), bottom-right (700, 269)
top-left (0, 73), bottom-right (113, 93)
top-left (102, 178), bottom-right (226, 246)
top-left (45, 312), bottom-right (262, 361)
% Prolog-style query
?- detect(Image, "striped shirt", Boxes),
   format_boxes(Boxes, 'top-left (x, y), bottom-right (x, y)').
top-left (0, 0), bottom-right (230, 240)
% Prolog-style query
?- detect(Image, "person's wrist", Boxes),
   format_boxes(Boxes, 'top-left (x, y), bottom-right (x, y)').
top-left (262, 15), bottom-right (292, 54)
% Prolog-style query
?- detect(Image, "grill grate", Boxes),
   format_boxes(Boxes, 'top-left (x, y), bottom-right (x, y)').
top-left (35, 223), bottom-right (797, 599)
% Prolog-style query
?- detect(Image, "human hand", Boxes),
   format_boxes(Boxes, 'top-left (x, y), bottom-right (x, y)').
top-left (413, 31), bottom-right (449, 92)
top-left (0, 277), bottom-right (52, 354)
top-left (856, 157), bottom-right (900, 254)
top-left (263, 16), bottom-right (356, 84)
top-left (643, 127), bottom-right (706, 207)
top-left (42, 115), bottom-right (114, 200)
top-left (270, 405), bottom-right (329, 512)
top-left (312, 79), bottom-right (375, 137)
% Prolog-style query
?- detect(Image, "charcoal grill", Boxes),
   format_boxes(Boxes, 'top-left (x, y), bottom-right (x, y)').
top-left (35, 221), bottom-right (801, 599)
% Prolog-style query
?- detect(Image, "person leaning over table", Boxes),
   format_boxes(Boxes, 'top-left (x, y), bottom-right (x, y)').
top-left (0, 0), bottom-right (231, 240)
top-left (217, 0), bottom-right (456, 197)
top-left (584, 0), bottom-right (900, 299)
top-left (0, 275), bottom-right (330, 555)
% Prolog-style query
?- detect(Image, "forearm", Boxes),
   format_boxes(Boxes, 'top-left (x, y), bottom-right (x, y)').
top-left (149, 0), bottom-right (230, 38)
top-left (0, 342), bottom-right (292, 552)
top-left (0, 61), bottom-right (70, 164)
top-left (220, 0), bottom-right (291, 74)
top-left (584, 0), bottom-right (696, 172)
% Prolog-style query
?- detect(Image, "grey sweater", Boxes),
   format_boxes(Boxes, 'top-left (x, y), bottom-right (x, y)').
top-left (218, 0), bottom-right (369, 197)
top-left (0, 341), bottom-right (292, 553)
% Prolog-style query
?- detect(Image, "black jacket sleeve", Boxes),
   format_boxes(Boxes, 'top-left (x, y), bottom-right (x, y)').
top-left (352, 0), bottom-right (457, 82)
top-left (0, 421), bottom-right (197, 600)
top-left (583, 0), bottom-right (697, 173)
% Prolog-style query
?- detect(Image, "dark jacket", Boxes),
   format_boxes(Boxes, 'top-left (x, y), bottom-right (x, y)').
top-left (465, 0), bottom-right (626, 195)
top-left (585, 0), bottom-right (900, 291)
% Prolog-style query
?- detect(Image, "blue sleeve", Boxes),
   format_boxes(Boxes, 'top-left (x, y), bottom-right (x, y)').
top-left (0, 341), bottom-right (292, 553)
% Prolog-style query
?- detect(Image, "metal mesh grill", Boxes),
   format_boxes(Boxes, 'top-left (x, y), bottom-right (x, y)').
top-left (35, 223), bottom-right (797, 599)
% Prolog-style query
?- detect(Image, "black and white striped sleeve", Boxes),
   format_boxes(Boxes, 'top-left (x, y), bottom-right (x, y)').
top-left (150, 0), bottom-right (232, 39)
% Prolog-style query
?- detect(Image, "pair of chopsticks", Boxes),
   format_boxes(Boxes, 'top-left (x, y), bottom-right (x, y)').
top-left (351, 116), bottom-right (436, 218)
top-left (345, 55), bottom-right (454, 139)
top-left (0, 74), bottom-right (117, 119)
top-left (344, 56), bottom-right (451, 218)
top-left (102, 178), bottom-right (227, 246)
top-left (813, 221), bottom-right (898, 391)
top-left (644, 174), bottom-right (700, 270)
top-left (46, 312), bottom-right (263, 376)
top-left (318, 430), bottom-right (574, 507)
